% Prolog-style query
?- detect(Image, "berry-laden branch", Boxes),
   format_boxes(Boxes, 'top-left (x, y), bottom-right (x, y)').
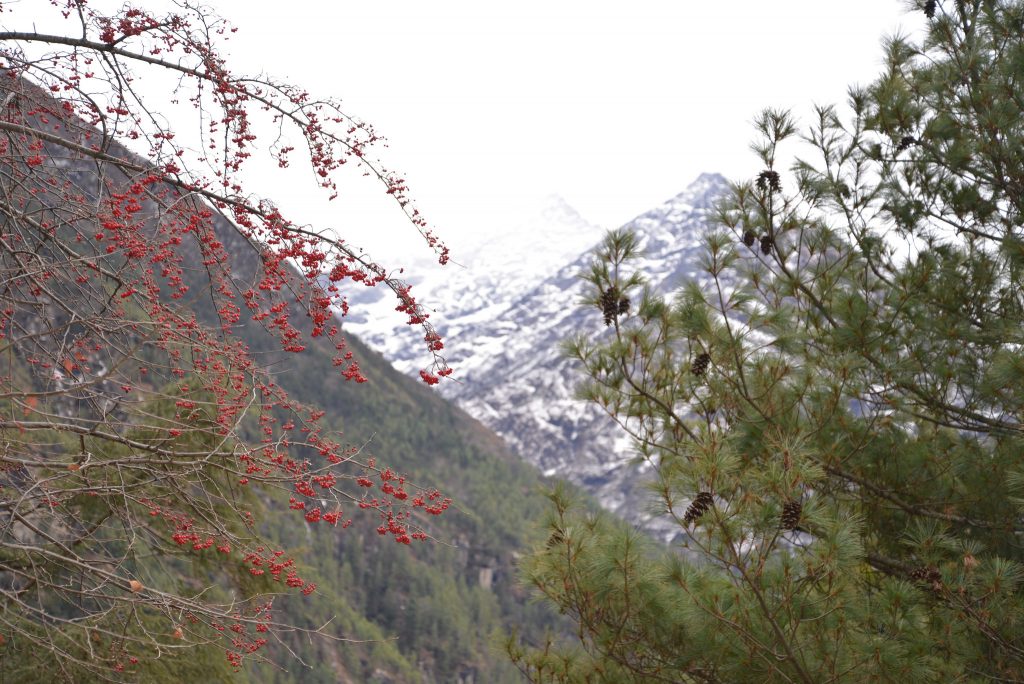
top-left (0, 0), bottom-right (452, 678)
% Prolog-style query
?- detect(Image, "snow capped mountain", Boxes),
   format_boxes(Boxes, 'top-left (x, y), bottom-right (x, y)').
top-left (440, 173), bottom-right (729, 534)
top-left (345, 173), bottom-right (730, 536)
top-left (342, 193), bottom-right (604, 372)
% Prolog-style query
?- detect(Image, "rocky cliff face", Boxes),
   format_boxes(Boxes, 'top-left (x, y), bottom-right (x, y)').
top-left (347, 173), bottom-right (730, 537)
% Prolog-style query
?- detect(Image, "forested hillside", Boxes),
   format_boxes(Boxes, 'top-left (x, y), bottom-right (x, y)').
top-left (237, 332), bottom-right (565, 684)
top-left (0, 7), bottom-right (570, 681)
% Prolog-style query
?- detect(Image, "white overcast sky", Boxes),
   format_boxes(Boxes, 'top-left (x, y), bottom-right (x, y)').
top-left (205, 0), bottom-right (925, 263)
top-left (9, 0), bottom-right (926, 265)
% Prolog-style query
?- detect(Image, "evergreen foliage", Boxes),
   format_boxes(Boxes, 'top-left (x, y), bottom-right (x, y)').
top-left (511, 2), bottom-right (1024, 681)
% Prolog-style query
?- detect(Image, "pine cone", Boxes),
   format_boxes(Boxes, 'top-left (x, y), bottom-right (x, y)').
top-left (600, 287), bottom-right (630, 326)
top-left (683, 491), bottom-right (714, 525)
top-left (600, 287), bottom-right (620, 326)
top-left (896, 135), bottom-right (918, 152)
top-left (924, 0), bottom-right (937, 18)
top-left (909, 565), bottom-right (943, 592)
top-left (690, 352), bottom-right (711, 377)
top-left (780, 499), bottom-right (802, 530)
top-left (760, 235), bottom-right (774, 255)
top-left (600, 287), bottom-right (616, 325)
top-left (742, 229), bottom-right (756, 247)
top-left (756, 170), bottom-right (781, 193)
top-left (908, 566), bottom-right (938, 582)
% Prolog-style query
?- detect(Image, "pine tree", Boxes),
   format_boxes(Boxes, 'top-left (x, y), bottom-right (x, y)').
top-left (510, 2), bottom-right (1024, 681)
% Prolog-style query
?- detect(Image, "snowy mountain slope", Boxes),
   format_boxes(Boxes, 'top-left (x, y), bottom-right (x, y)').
top-left (344, 173), bottom-right (730, 536)
top-left (443, 173), bottom-right (730, 534)
top-left (342, 194), bottom-right (604, 370)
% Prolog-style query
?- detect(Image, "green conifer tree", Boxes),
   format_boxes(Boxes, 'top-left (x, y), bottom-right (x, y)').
top-left (510, 2), bottom-right (1024, 681)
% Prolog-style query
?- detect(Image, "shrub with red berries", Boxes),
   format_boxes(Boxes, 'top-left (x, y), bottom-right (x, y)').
top-left (0, 1), bottom-right (453, 677)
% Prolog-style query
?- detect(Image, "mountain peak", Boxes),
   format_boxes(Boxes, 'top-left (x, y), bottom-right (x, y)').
top-left (537, 193), bottom-right (591, 226)
top-left (670, 172), bottom-right (729, 209)
top-left (461, 193), bottom-right (601, 263)
top-left (693, 171), bottom-right (729, 186)
top-left (620, 172), bottom-right (729, 235)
